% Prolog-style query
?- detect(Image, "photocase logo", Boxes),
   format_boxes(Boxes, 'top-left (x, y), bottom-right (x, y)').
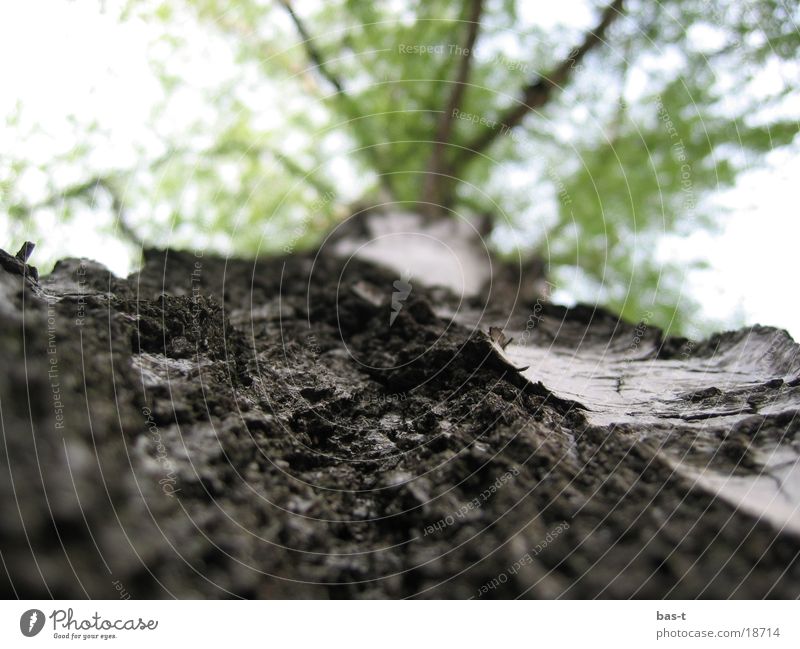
top-left (390, 270), bottom-right (413, 327)
top-left (20, 609), bottom-right (45, 637)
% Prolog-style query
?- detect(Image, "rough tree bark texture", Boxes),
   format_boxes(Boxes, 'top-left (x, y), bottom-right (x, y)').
top-left (1, 243), bottom-right (798, 599)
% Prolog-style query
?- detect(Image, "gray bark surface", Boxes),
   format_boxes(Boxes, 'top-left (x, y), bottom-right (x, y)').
top-left (1, 244), bottom-right (798, 598)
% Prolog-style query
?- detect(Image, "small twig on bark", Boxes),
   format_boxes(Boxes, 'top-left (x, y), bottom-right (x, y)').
top-left (15, 241), bottom-right (35, 263)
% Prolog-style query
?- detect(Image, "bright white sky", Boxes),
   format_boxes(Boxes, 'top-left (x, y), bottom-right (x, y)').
top-left (1, 0), bottom-right (798, 340)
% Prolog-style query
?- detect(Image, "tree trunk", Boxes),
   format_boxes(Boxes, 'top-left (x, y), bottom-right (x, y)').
top-left (1, 242), bottom-right (798, 599)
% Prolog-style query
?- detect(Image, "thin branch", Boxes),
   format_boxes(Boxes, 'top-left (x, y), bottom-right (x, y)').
top-left (209, 140), bottom-right (337, 198)
top-left (278, 0), bottom-right (345, 95)
top-left (7, 173), bottom-right (144, 248)
top-left (54, 176), bottom-right (144, 248)
top-left (9, 139), bottom-right (339, 250)
top-left (94, 179), bottom-right (141, 247)
top-left (459, 0), bottom-right (625, 165)
top-left (278, 0), bottom-right (396, 198)
top-left (607, 34), bottom-right (633, 142)
top-left (421, 0), bottom-right (484, 214)
top-left (18, 176), bottom-right (105, 213)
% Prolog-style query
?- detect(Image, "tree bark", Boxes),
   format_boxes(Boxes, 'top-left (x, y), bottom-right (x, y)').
top-left (1, 242), bottom-right (798, 598)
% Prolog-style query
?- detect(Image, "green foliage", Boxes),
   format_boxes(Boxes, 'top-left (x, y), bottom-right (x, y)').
top-left (2, 0), bottom-right (798, 335)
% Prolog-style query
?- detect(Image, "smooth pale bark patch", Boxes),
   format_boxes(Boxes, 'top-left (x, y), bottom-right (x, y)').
top-left (331, 211), bottom-right (492, 297)
top-left (479, 311), bottom-right (800, 536)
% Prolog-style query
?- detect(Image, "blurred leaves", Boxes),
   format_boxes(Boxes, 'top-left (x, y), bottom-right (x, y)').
top-left (2, 0), bottom-right (798, 335)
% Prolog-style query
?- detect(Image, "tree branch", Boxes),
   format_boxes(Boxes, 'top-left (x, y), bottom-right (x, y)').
top-left (210, 139), bottom-right (337, 198)
top-left (421, 0), bottom-right (484, 215)
top-left (29, 175), bottom-right (144, 248)
top-left (459, 0), bottom-right (625, 165)
top-left (278, 0), bottom-right (396, 198)
top-left (7, 140), bottom-right (341, 251)
top-left (278, 0), bottom-right (345, 95)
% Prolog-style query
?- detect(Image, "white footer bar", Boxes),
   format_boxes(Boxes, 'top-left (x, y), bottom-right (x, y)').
top-left (1, 600), bottom-right (795, 647)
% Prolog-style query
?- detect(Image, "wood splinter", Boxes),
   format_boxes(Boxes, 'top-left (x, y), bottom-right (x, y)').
top-left (15, 241), bottom-right (36, 263)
